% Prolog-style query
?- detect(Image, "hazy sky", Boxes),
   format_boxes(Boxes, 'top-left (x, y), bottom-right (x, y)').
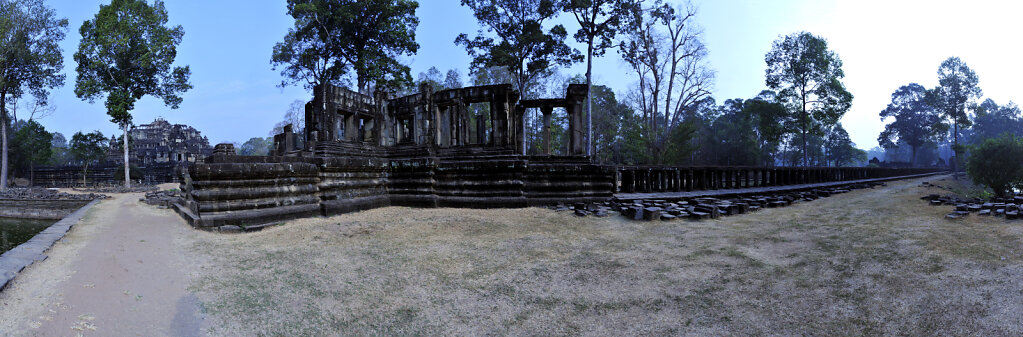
top-left (33, 0), bottom-right (1023, 150)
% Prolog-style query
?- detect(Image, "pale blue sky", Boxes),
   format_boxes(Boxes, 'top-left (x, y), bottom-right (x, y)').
top-left (33, 0), bottom-right (1023, 150)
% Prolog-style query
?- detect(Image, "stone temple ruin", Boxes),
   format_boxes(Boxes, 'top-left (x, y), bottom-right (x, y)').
top-left (173, 83), bottom-right (941, 230)
top-left (108, 117), bottom-right (213, 166)
top-left (175, 83), bottom-right (613, 228)
top-left (33, 117), bottom-right (213, 186)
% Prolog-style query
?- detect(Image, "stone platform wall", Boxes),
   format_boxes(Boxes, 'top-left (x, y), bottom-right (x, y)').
top-left (178, 154), bottom-right (943, 229)
top-left (177, 153), bottom-right (615, 229)
top-left (177, 159), bottom-right (322, 227)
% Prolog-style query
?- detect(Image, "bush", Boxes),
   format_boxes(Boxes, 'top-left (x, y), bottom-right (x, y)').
top-left (966, 134), bottom-right (1023, 197)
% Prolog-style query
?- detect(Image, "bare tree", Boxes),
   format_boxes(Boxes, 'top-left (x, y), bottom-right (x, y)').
top-left (618, 1), bottom-right (712, 164)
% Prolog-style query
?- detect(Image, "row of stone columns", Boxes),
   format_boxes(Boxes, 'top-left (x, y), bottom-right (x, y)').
top-left (617, 167), bottom-right (942, 193)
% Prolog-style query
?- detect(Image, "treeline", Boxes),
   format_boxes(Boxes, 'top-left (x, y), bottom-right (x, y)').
top-left (0, 114), bottom-right (110, 181)
top-left (1, 0), bottom-right (191, 188)
top-left (264, 0), bottom-right (866, 167)
top-left (877, 57), bottom-right (1020, 170)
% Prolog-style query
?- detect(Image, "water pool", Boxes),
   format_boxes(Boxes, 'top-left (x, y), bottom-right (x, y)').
top-left (0, 218), bottom-right (56, 255)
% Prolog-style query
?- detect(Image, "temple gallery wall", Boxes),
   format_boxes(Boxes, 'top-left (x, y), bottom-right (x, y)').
top-left (172, 83), bottom-right (939, 229)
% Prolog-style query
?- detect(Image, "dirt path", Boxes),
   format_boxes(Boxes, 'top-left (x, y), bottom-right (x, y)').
top-left (0, 192), bottom-right (204, 336)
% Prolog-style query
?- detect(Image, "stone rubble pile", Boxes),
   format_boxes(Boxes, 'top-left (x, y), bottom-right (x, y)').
top-left (140, 190), bottom-right (182, 209)
top-left (922, 191), bottom-right (1023, 220)
top-left (74, 185), bottom-right (159, 194)
top-left (0, 188), bottom-right (108, 200)
top-left (554, 182), bottom-right (885, 221)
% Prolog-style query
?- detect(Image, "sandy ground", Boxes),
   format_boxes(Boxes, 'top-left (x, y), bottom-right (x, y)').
top-left (188, 175), bottom-right (1023, 336)
top-left (3, 177), bottom-right (1022, 335)
top-left (0, 186), bottom-right (204, 336)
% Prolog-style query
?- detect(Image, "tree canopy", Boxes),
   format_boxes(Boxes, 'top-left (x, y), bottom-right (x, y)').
top-left (765, 31), bottom-right (852, 166)
top-left (967, 134), bottom-right (1023, 197)
top-left (74, 0), bottom-right (191, 126)
top-left (273, 0), bottom-right (420, 93)
top-left (74, 0), bottom-right (191, 187)
top-left (10, 119), bottom-right (50, 177)
top-left (970, 99), bottom-right (1023, 142)
top-left (0, 0), bottom-right (67, 189)
top-left (930, 56), bottom-right (981, 172)
top-left (456, 0), bottom-right (581, 98)
top-left (69, 130), bottom-right (107, 185)
top-left (878, 83), bottom-right (943, 166)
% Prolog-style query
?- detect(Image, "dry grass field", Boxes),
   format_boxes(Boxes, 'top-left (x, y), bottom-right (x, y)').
top-left (188, 175), bottom-right (1023, 336)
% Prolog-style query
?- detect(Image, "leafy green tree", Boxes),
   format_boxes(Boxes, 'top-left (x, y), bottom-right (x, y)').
top-left (272, 0), bottom-right (419, 93)
top-left (74, 0), bottom-right (191, 188)
top-left (708, 99), bottom-right (760, 166)
top-left (966, 134), bottom-right (1023, 197)
top-left (456, 0), bottom-right (581, 98)
top-left (589, 84), bottom-right (631, 164)
top-left (765, 31), bottom-right (852, 166)
top-left (969, 99), bottom-right (1022, 142)
top-left (560, 0), bottom-right (637, 156)
top-left (48, 131), bottom-right (72, 165)
top-left (824, 124), bottom-right (860, 167)
top-left (878, 83), bottom-right (943, 166)
top-left (10, 119), bottom-right (50, 180)
top-left (69, 131), bottom-right (107, 186)
top-left (930, 57), bottom-right (981, 174)
top-left (238, 137), bottom-right (273, 156)
top-left (0, 0), bottom-right (67, 190)
top-left (743, 91), bottom-right (788, 166)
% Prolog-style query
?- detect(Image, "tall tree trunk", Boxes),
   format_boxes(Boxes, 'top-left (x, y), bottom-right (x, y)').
top-left (1, 91), bottom-right (7, 192)
top-left (123, 123), bottom-right (130, 188)
top-left (911, 145), bottom-right (918, 167)
top-left (83, 162), bottom-right (89, 187)
top-left (801, 92), bottom-right (808, 167)
top-left (949, 109), bottom-right (957, 178)
top-left (586, 38), bottom-right (593, 158)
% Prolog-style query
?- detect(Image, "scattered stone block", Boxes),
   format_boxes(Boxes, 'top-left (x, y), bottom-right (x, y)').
top-left (631, 207), bottom-right (645, 221)
top-left (643, 207), bottom-right (663, 221)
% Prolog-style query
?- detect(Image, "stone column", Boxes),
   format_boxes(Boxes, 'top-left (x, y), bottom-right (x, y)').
top-left (516, 105), bottom-right (526, 155)
top-left (438, 106), bottom-right (451, 147)
top-left (568, 102), bottom-right (585, 155)
top-left (345, 114), bottom-right (358, 142)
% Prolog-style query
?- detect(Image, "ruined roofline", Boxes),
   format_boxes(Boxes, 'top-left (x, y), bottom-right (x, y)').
top-left (313, 83), bottom-right (522, 108)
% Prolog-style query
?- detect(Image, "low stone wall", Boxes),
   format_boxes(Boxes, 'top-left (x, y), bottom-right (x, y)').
top-left (32, 163), bottom-right (184, 187)
top-left (0, 199), bottom-right (92, 220)
top-left (616, 166), bottom-right (946, 193)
